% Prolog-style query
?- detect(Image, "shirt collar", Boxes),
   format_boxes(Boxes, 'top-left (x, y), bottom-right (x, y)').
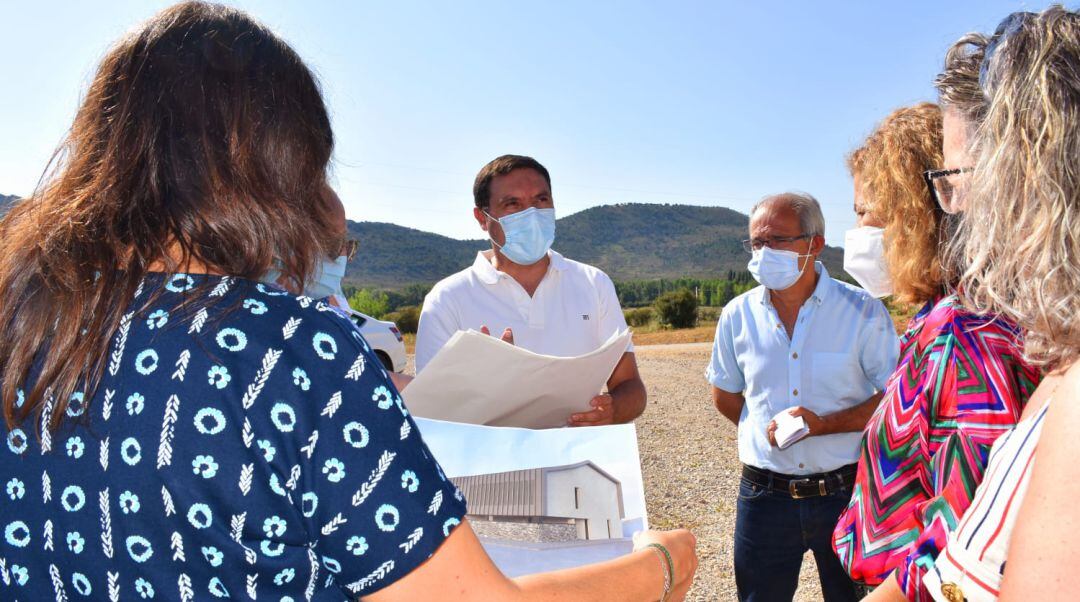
top-left (809, 262), bottom-right (831, 304)
top-left (471, 249), bottom-right (562, 285)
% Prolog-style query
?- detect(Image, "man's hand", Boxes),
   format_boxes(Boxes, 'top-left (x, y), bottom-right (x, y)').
top-left (767, 406), bottom-right (828, 447)
top-left (568, 394), bottom-right (616, 427)
top-left (479, 325), bottom-right (514, 345)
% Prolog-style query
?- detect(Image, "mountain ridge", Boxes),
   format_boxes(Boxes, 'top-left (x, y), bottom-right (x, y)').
top-left (344, 202), bottom-right (845, 288)
top-left (0, 195), bottom-right (845, 287)
top-left (0, 193), bottom-right (17, 216)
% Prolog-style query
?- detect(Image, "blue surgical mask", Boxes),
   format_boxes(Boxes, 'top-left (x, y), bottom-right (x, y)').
top-left (485, 207), bottom-right (556, 265)
top-left (262, 255), bottom-right (349, 305)
top-left (307, 255), bottom-right (348, 303)
top-left (748, 246), bottom-right (812, 291)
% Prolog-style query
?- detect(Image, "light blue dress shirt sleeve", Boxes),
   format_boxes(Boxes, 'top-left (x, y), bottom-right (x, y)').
top-left (857, 299), bottom-right (901, 390)
top-left (706, 307), bottom-right (745, 393)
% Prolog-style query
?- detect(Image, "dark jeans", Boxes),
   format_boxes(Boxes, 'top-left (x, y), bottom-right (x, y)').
top-left (734, 475), bottom-right (859, 602)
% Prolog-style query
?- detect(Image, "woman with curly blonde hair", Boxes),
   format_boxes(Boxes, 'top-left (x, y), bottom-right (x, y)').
top-left (833, 102), bottom-right (1039, 600)
top-left (868, 6), bottom-right (1079, 601)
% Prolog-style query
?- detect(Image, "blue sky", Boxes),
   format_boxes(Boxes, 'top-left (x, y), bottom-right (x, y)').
top-left (0, 1), bottom-right (1054, 246)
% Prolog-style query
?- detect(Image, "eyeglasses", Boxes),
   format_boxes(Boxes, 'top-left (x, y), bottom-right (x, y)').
top-left (339, 237), bottom-right (360, 261)
top-left (741, 234), bottom-right (810, 253)
top-left (923, 167), bottom-right (973, 213)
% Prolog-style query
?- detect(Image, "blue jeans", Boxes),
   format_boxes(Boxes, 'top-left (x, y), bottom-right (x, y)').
top-left (734, 475), bottom-right (859, 602)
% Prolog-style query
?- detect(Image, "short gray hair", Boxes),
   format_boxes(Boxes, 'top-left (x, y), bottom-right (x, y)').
top-left (749, 192), bottom-right (825, 237)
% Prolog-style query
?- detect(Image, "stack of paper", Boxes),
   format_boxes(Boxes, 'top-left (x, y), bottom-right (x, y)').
top-left (773, 410), bottom-right (810, 449)
top-left (403, 329), bottom-right (632, 429)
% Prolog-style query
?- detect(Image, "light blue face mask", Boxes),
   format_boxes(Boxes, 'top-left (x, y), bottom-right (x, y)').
top-left (262, 255), bottom-right (349, 305)
top-left (307, 255), bottom-right (348, 301)
top-left (485, 207), bottom-right (556, 266)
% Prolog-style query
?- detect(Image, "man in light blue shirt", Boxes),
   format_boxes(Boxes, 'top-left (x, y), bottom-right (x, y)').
top-left (706, 192), bottom-right (899, 602)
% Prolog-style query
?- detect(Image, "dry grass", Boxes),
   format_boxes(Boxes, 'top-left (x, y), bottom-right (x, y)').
top-left (402, 300), bottom-right (911, 357)
top-left (401, 325), bottom-right (716, 355)
top-left (631, 325), bottom-right (716, 346)
top-left (888, 302), bottom-right (918, 334)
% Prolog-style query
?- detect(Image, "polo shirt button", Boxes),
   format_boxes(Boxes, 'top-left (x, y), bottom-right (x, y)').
top-left (792, 352), bottom-right (798, 359)
top-left (793, 389), bottom-right (798, 396)
top-left (799, 463), bottom-right (804, 469)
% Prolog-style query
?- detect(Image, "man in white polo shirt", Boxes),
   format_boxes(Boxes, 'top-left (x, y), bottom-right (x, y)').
top-left (416, 154), bottom-right (646, 426)
top-left (707, 192), bottom-right (899, 602)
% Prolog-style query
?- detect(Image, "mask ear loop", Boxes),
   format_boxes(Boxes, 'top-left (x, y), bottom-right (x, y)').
top-left (482, 210), bottom-right (506, 252)
top-left (795, 237), bottom-right (816, 275)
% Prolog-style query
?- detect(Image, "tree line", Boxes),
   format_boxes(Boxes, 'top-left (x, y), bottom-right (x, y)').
top-left (342, 271), bottom-right (758, 334)
top-left (614, 272), bottom-right (757, 308)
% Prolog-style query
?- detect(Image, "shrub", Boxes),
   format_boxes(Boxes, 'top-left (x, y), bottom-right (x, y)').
top-left (697, 306), bottom-right (721, 324)
top-left (624, 307), bottom-right (654, 327)
top-left (348, 289), bottom-right (390, 319)
top-left (654, 289), bottom-right (698, 329)
top-left (385, 305), bottom-right (420, 334)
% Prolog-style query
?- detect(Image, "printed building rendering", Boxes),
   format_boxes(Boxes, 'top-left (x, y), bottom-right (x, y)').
top-left (451, 461), bottom-right (626, 542)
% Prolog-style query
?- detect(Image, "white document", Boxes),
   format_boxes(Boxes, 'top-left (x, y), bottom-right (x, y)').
top-left (772, 410), bottom-right (809, 449)
top-left (404, 328), bottom-right (632, 429)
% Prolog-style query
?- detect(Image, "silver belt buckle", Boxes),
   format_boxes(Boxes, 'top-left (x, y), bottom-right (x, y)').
top-left (788, 478), bottom-right (827, 498)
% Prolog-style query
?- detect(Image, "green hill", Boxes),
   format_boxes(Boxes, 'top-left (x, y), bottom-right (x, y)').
top-left (344, 202), bottom-right (844, 288)
top-left (344, 221), bottom-right (485, 287)
top-left (0, 196), bottom-right (843, 287)
top-left (0, 193), bottom-right (17, 216)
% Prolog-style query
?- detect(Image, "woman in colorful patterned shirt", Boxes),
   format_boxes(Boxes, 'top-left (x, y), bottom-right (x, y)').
top-left (866, 7), bottom-right (1080, 601)
top-left (0, 2), bottom-right (697, 600)
top-left (831, 101), bottom-right (1040, 600)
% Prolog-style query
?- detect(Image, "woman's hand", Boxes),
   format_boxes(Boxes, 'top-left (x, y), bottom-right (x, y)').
top-left (633, 529), bottom-right (699, 601)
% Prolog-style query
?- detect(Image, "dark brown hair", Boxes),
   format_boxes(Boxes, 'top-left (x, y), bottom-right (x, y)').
top-left (0, 1), bottom-right (335, 433)
top-left (472, 155), bottom-right (551, 208)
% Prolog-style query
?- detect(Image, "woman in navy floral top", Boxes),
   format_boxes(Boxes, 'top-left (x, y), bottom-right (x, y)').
top-left (0, 2), bottom-right (696, 601)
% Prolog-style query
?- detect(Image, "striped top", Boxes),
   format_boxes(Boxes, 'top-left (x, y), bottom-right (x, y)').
top-left (832, 296), bottom-right (1039, 600)
top-left (923, 402), bottom-right (1050, 602)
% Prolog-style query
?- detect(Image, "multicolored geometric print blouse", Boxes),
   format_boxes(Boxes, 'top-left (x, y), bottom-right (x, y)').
top-left (832, 295), bottom-right (1040, 601)
top-left (1, 273), bottom-right (466, 600)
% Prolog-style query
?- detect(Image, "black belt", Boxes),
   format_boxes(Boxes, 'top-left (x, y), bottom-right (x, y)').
top-left (741, 463), bottom-right (857, 499)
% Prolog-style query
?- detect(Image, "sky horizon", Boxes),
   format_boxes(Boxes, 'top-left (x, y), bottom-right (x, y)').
top-left (0, 1), bottom-right (1056, 247)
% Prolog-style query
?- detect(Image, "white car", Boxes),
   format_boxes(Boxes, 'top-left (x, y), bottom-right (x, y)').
top-left (342, 308), bottom-right (407, 373)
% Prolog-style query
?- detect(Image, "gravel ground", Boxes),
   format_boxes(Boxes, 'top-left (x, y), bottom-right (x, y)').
top-left (633, 343), bottom-right (825, 601)
top-left (405, 344), bottom-right (828, 600)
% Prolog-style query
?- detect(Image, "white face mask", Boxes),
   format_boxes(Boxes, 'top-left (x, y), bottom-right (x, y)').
top-left (747, 246), bottom-right (813, 291)
top-left (843, 227), bottom-right (892, 298)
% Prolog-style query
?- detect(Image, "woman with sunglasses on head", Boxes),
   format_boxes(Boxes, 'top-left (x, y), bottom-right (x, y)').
top-left (832, 102), bottom-right (1039, 601)
top-left (0, 3), bottom-right (697, 600)
top-left (866, 6), bottom-right (1080, 601)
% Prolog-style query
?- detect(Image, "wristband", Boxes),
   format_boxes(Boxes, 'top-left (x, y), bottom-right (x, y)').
top-left (646, 543), bottom-right (673, 602)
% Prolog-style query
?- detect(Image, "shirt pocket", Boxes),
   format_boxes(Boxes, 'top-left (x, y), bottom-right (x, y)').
top-left (810, 352), bottom-right (860, 407)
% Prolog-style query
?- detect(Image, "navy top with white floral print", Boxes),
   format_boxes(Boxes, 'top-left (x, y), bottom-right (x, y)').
top-left (1, 273), bottom-right (466, 601)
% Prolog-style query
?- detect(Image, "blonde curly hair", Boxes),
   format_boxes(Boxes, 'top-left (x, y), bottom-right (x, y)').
top-left (848, 103), bottom-right (945, 306)
top-left (949, 6), bottom-right (1080, 369)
